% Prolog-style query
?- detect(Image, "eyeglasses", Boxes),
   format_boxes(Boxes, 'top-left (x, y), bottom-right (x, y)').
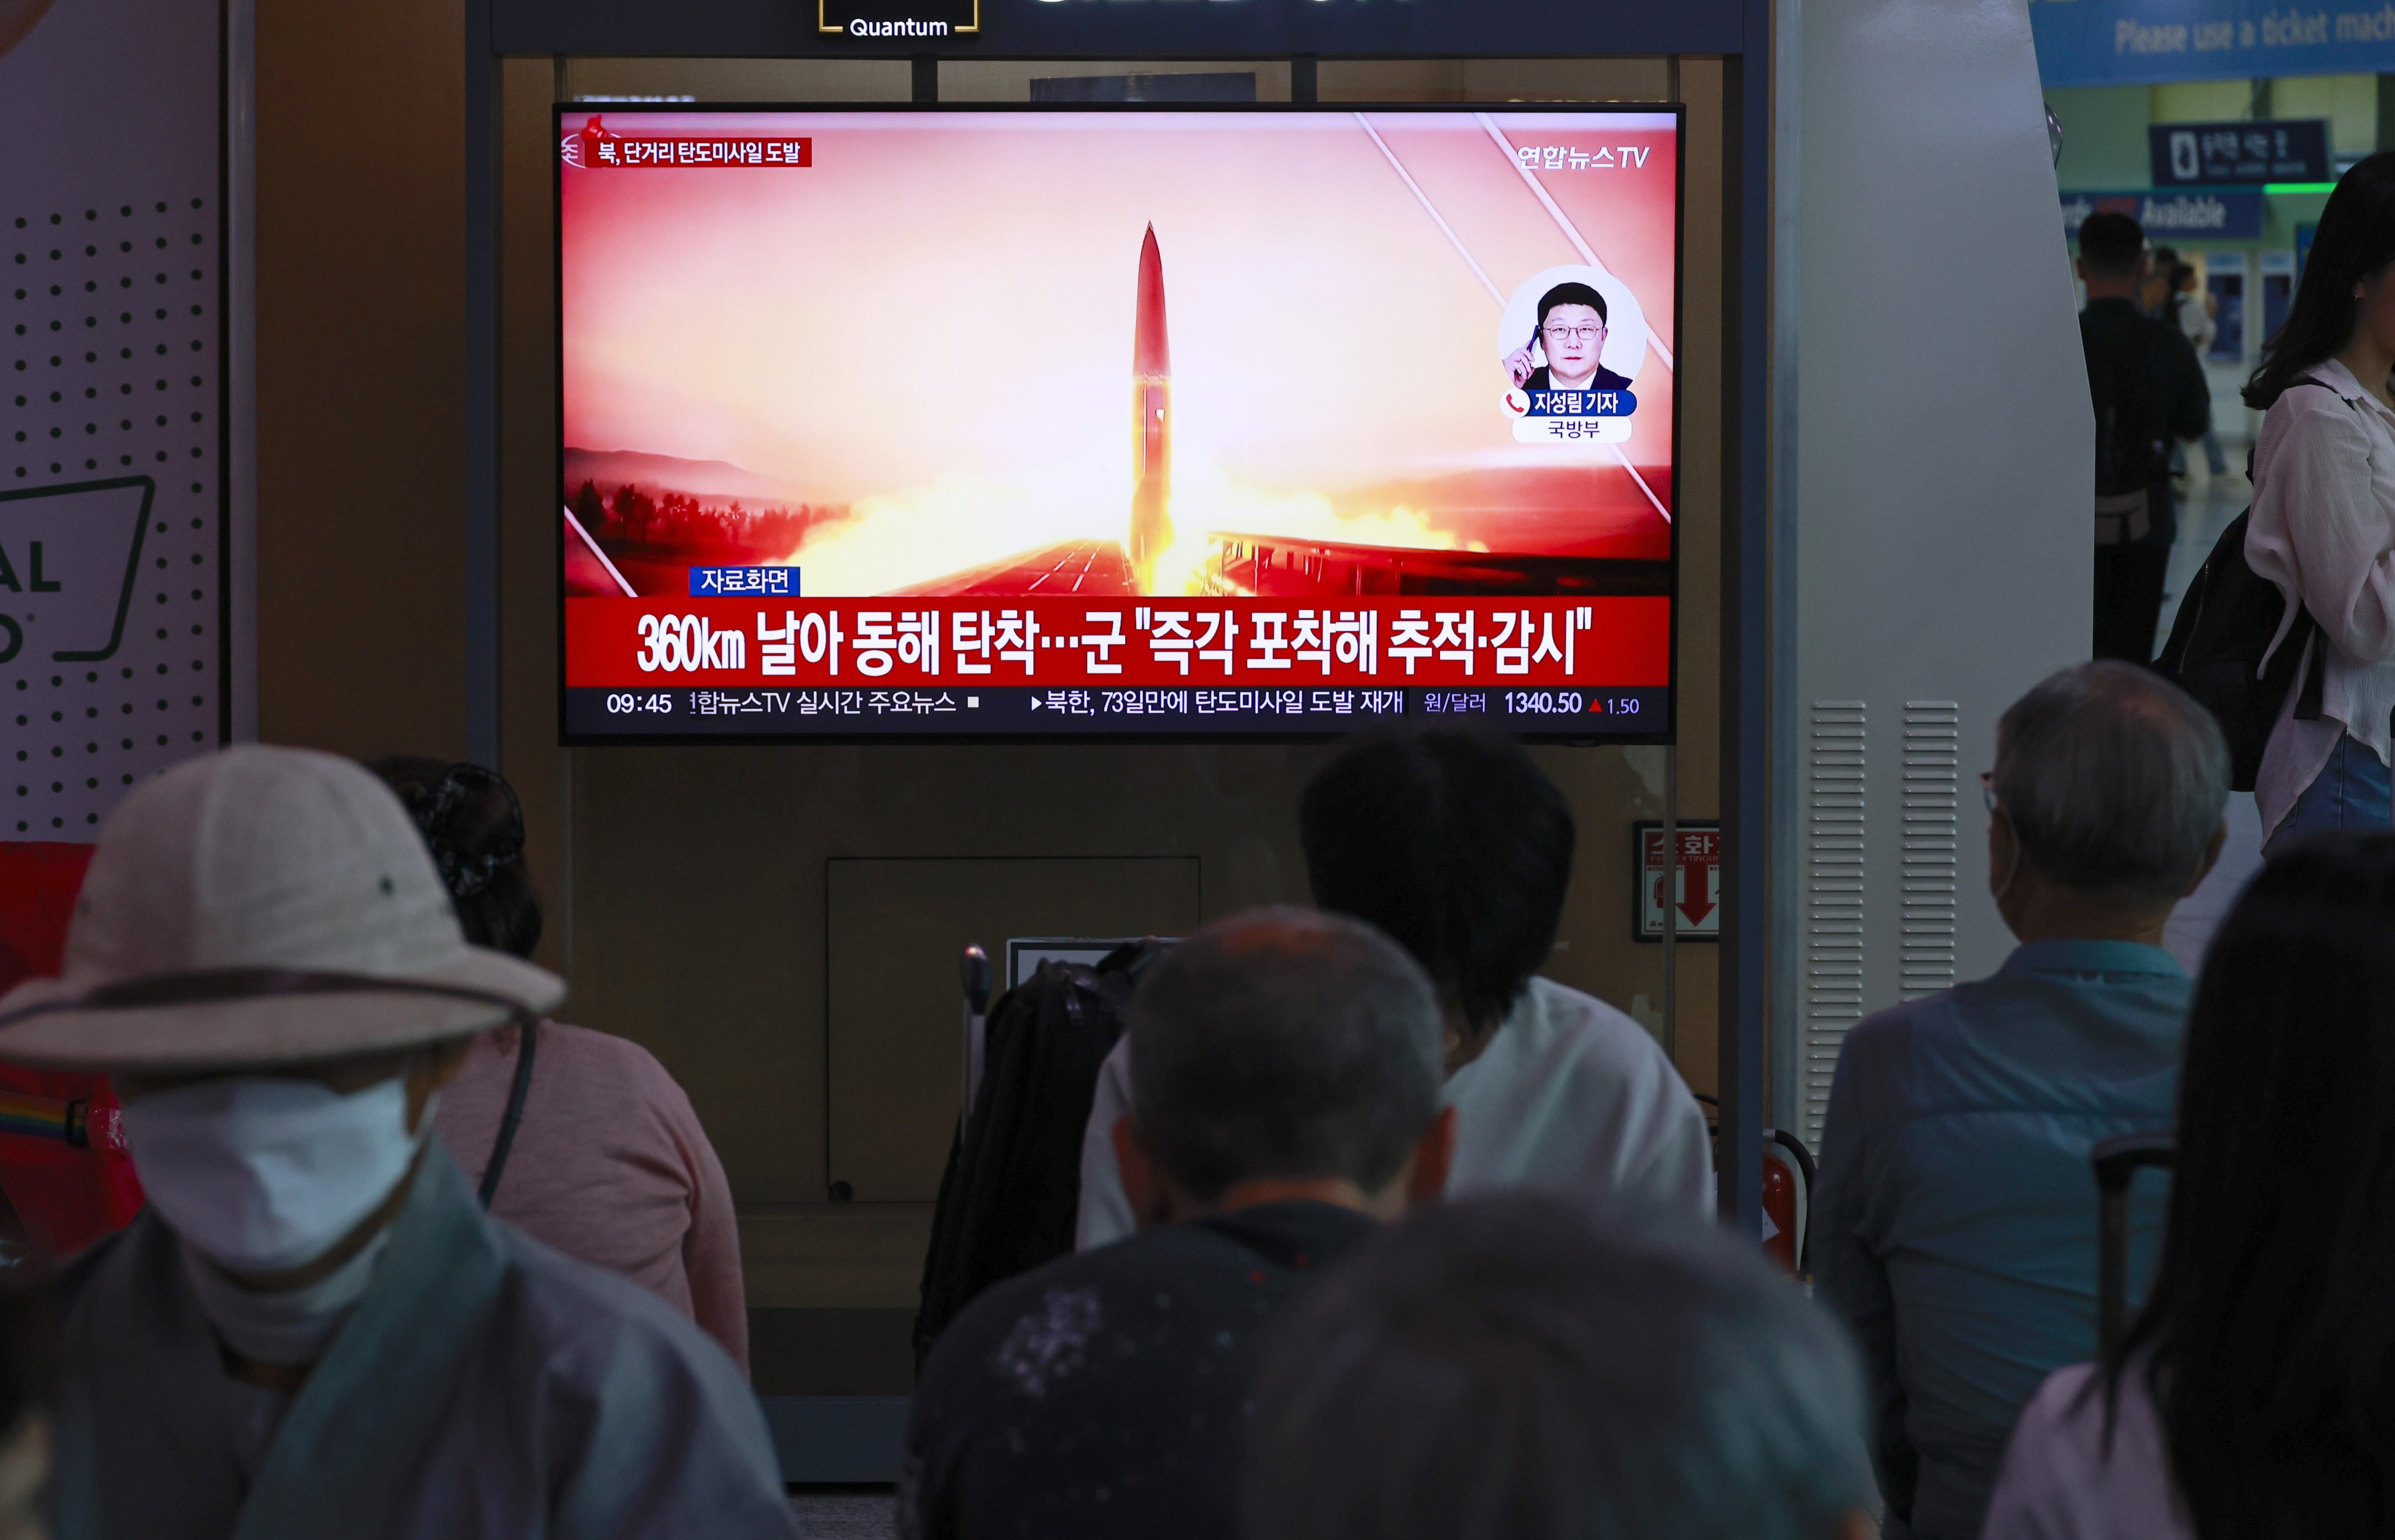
top-left (1542, 323), bottom-right (1606, 343)
top-left (1979, 771), bottom-right (1998, 813)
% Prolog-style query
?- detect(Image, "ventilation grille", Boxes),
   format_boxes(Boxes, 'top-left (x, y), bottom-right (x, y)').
top-left (1802, 701), bottom-right (1866, 1149)
top-left (1900, 702), bottom-right (1961, 1002)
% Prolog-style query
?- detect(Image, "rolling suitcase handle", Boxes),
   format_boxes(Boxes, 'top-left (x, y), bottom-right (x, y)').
top-left (960, 945), bottom-right (992, 1123)
top-left (2090, 1130), bottom-right (2176, 1359)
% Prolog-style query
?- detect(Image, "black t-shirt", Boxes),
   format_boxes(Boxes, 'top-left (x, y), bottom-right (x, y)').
top-left (898, 1200), bottom-right (1378, 1540)
top-left (2079, 296), bottom-right (2213, 547)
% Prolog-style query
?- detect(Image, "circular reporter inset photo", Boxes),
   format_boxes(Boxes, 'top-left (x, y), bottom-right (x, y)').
top-left (1498, 266), bottom-right (1650, 396)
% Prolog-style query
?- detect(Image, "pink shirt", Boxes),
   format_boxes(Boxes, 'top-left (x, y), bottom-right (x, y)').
top-left (1983, 1363), bottom-right (2194, 1540)
top-left (436, 1019), bottom-right (748, 1374)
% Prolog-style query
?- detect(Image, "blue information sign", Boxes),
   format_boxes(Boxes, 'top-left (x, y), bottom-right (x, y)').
top-left (2031, 0), bottom-right (2395, 87)
top-left (2063, 190), bottom-right (2265, 242)
top-left (2149, 120), bottom-right (2328, 186)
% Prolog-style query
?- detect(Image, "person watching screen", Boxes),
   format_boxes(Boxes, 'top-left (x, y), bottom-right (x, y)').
top-left (371, 756), bottom-right (749, 1373)
top-left (1983, 833), bottom-right (2395, 1539)
top-left (1242, 1192), bottom-right (1877, 1540)
top-left (2234, 151), bottom-right (2395, 853)
top-left (1814, 661), bottom-right (2228, 1540)
top-left (1507, 281), bottom-right (1634, 393)
top-left (2166, 260), bottom-right (2231, 483)
top-left (900, 908), bottom-right (1454, 1540)
top-left (1074, 729), bottom-right (1710, 1252)
top-left (0, 747), bottom-right (795, 1539)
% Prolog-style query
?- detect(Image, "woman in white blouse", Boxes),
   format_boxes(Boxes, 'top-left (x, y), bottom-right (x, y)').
top-left (2242, 154), bottom-right (2395, 849)
top-left (1983, 836), bottom-right (2395, 1539)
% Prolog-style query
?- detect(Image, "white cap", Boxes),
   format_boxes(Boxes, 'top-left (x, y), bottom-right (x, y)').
top-left (0, 746), bottom-right (562, 1070)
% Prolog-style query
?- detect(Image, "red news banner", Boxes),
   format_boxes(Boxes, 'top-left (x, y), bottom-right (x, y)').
top-left (566, 597), bottom-right (1671, 690)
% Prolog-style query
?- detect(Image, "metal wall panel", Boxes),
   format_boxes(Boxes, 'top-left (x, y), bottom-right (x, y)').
top-left (1776, 0), bottom-right (2094, 1143)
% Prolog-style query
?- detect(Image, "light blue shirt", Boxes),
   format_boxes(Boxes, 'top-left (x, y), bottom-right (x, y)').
top-left (51, 1143), bottom-right (797, 1539)
top-left (1814, 940), bottom-right (2186, 1540)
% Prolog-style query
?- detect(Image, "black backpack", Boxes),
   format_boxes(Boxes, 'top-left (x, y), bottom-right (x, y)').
top-left (2084, 311), bottom-right (2169, 501)
top-left (911, 940), bottom-right (1170, 1367)
top-left (2153, 377), bottom-right (2339, 791)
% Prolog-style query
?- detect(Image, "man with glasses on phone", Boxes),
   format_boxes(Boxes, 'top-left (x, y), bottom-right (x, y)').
top-left (1507, 281), bottom-right (1633, 394)
top-left (1812, 662), bottom-right (2227, 1540)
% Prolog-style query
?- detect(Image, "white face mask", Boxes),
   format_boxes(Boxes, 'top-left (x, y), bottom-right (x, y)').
top-left (119, 1076), bottom-right (429, 1274)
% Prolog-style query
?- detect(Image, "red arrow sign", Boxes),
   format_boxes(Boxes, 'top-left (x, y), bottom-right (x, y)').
top-left (1676, 831), bottom-right (1721, 926)
top-left (1639, 825), bottom-right (1722, 939)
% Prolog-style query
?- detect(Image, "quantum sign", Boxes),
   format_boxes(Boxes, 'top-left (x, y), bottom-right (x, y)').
top-left (822, 0), bottom-right (977, 36)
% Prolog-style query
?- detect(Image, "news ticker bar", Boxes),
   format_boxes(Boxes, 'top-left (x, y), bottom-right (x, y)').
top-left (564, 684), bottom-right (1673, 739)
top-left (564, 595), bottom-right (1672, 691)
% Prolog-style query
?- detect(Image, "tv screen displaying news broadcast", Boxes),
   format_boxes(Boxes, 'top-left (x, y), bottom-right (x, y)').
top-left (558, 105), bottom-right (1680, 741)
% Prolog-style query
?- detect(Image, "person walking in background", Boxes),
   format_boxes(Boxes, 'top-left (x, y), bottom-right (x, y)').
top-left (1242, 1193), bottom-right (1876, 1540)
top-left (1075, 729), bottom-right (1711, 1251)
top-left (2077, 212), bottom-right (2212, 663)
top-left (1813, 663), bottom-right (2227, 1540)
top-left (1984, 834), bottom-right (2395, 1539)
top-left (371, 757), bottom-right (749, 1372)
top-left (2141, 244), bottom-right (2180, 319)
top-left (2167, 260), bottom-right (2231, 481)
top-left (2238, 153), bottom-right (2395, 853)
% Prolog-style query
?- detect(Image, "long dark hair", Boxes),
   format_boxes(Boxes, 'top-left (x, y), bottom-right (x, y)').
top-left (2106, 833), bottom-right (2395, 1534)
top-left (2245, 152), bottom-right (2395, 408)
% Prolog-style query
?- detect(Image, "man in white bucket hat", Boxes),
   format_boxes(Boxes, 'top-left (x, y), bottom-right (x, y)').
top-left (0, 747), bottom-right (798, 1539)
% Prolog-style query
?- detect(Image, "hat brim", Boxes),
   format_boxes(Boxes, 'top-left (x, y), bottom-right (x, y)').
top-left (0, 947), bottom-right (564, 1071)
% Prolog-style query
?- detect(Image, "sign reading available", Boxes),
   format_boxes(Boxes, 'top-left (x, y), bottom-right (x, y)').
top-left (1634, 822), bottom-right (1721, 942)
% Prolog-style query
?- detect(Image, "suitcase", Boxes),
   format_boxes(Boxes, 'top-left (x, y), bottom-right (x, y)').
top-left (2090, 1130), bottom-right (2176, 1358)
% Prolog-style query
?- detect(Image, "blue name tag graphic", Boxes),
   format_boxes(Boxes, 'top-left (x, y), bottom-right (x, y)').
top-left (1528, 388), bottom-right (1636, 418)
top-left (688, 565), bottom-right (798, 597)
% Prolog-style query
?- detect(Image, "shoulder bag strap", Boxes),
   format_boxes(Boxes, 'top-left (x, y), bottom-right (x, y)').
top-left (477, 1018), bottom-right (537, 1208)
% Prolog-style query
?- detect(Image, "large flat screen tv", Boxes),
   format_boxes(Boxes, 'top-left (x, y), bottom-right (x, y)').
top-left (557, 105), bottom-right (1679, 742)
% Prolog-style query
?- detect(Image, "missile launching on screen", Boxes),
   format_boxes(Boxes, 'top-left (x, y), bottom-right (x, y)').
top-left (1129, 224), bottom-right (1173, 586)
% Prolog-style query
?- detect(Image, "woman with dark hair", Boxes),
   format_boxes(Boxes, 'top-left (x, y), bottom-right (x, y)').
top-left (369, 757), bottom-right (750, 1374)
top-left (1984, 833), bottom-right (2395, 1538)
top-left (2240, 153), bottom-right (2395, 851)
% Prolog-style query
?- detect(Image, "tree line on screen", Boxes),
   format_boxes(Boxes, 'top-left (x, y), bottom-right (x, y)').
top-left (568, 481), bottom-right (838, 561)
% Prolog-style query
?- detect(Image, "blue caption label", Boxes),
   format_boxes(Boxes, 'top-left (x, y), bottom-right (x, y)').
top-left (688, 566), bottom-right (798, 597)
top-left (1527, 388), bottom-right (1636, 418)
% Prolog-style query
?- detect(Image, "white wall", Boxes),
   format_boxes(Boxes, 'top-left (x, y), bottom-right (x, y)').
top-left (0, 0), bottom-right (246, 838)
top-left (1774, 0), bottom-right (2094, 1143)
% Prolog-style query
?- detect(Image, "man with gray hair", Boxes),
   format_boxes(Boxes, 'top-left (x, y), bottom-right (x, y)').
top-left (1243, 1192), bottom-right (1877, 1540)
top-left (1815, 660), bottom-right (2228, 1540)
top-left (899, 907), bottom-right (1454, 1540)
